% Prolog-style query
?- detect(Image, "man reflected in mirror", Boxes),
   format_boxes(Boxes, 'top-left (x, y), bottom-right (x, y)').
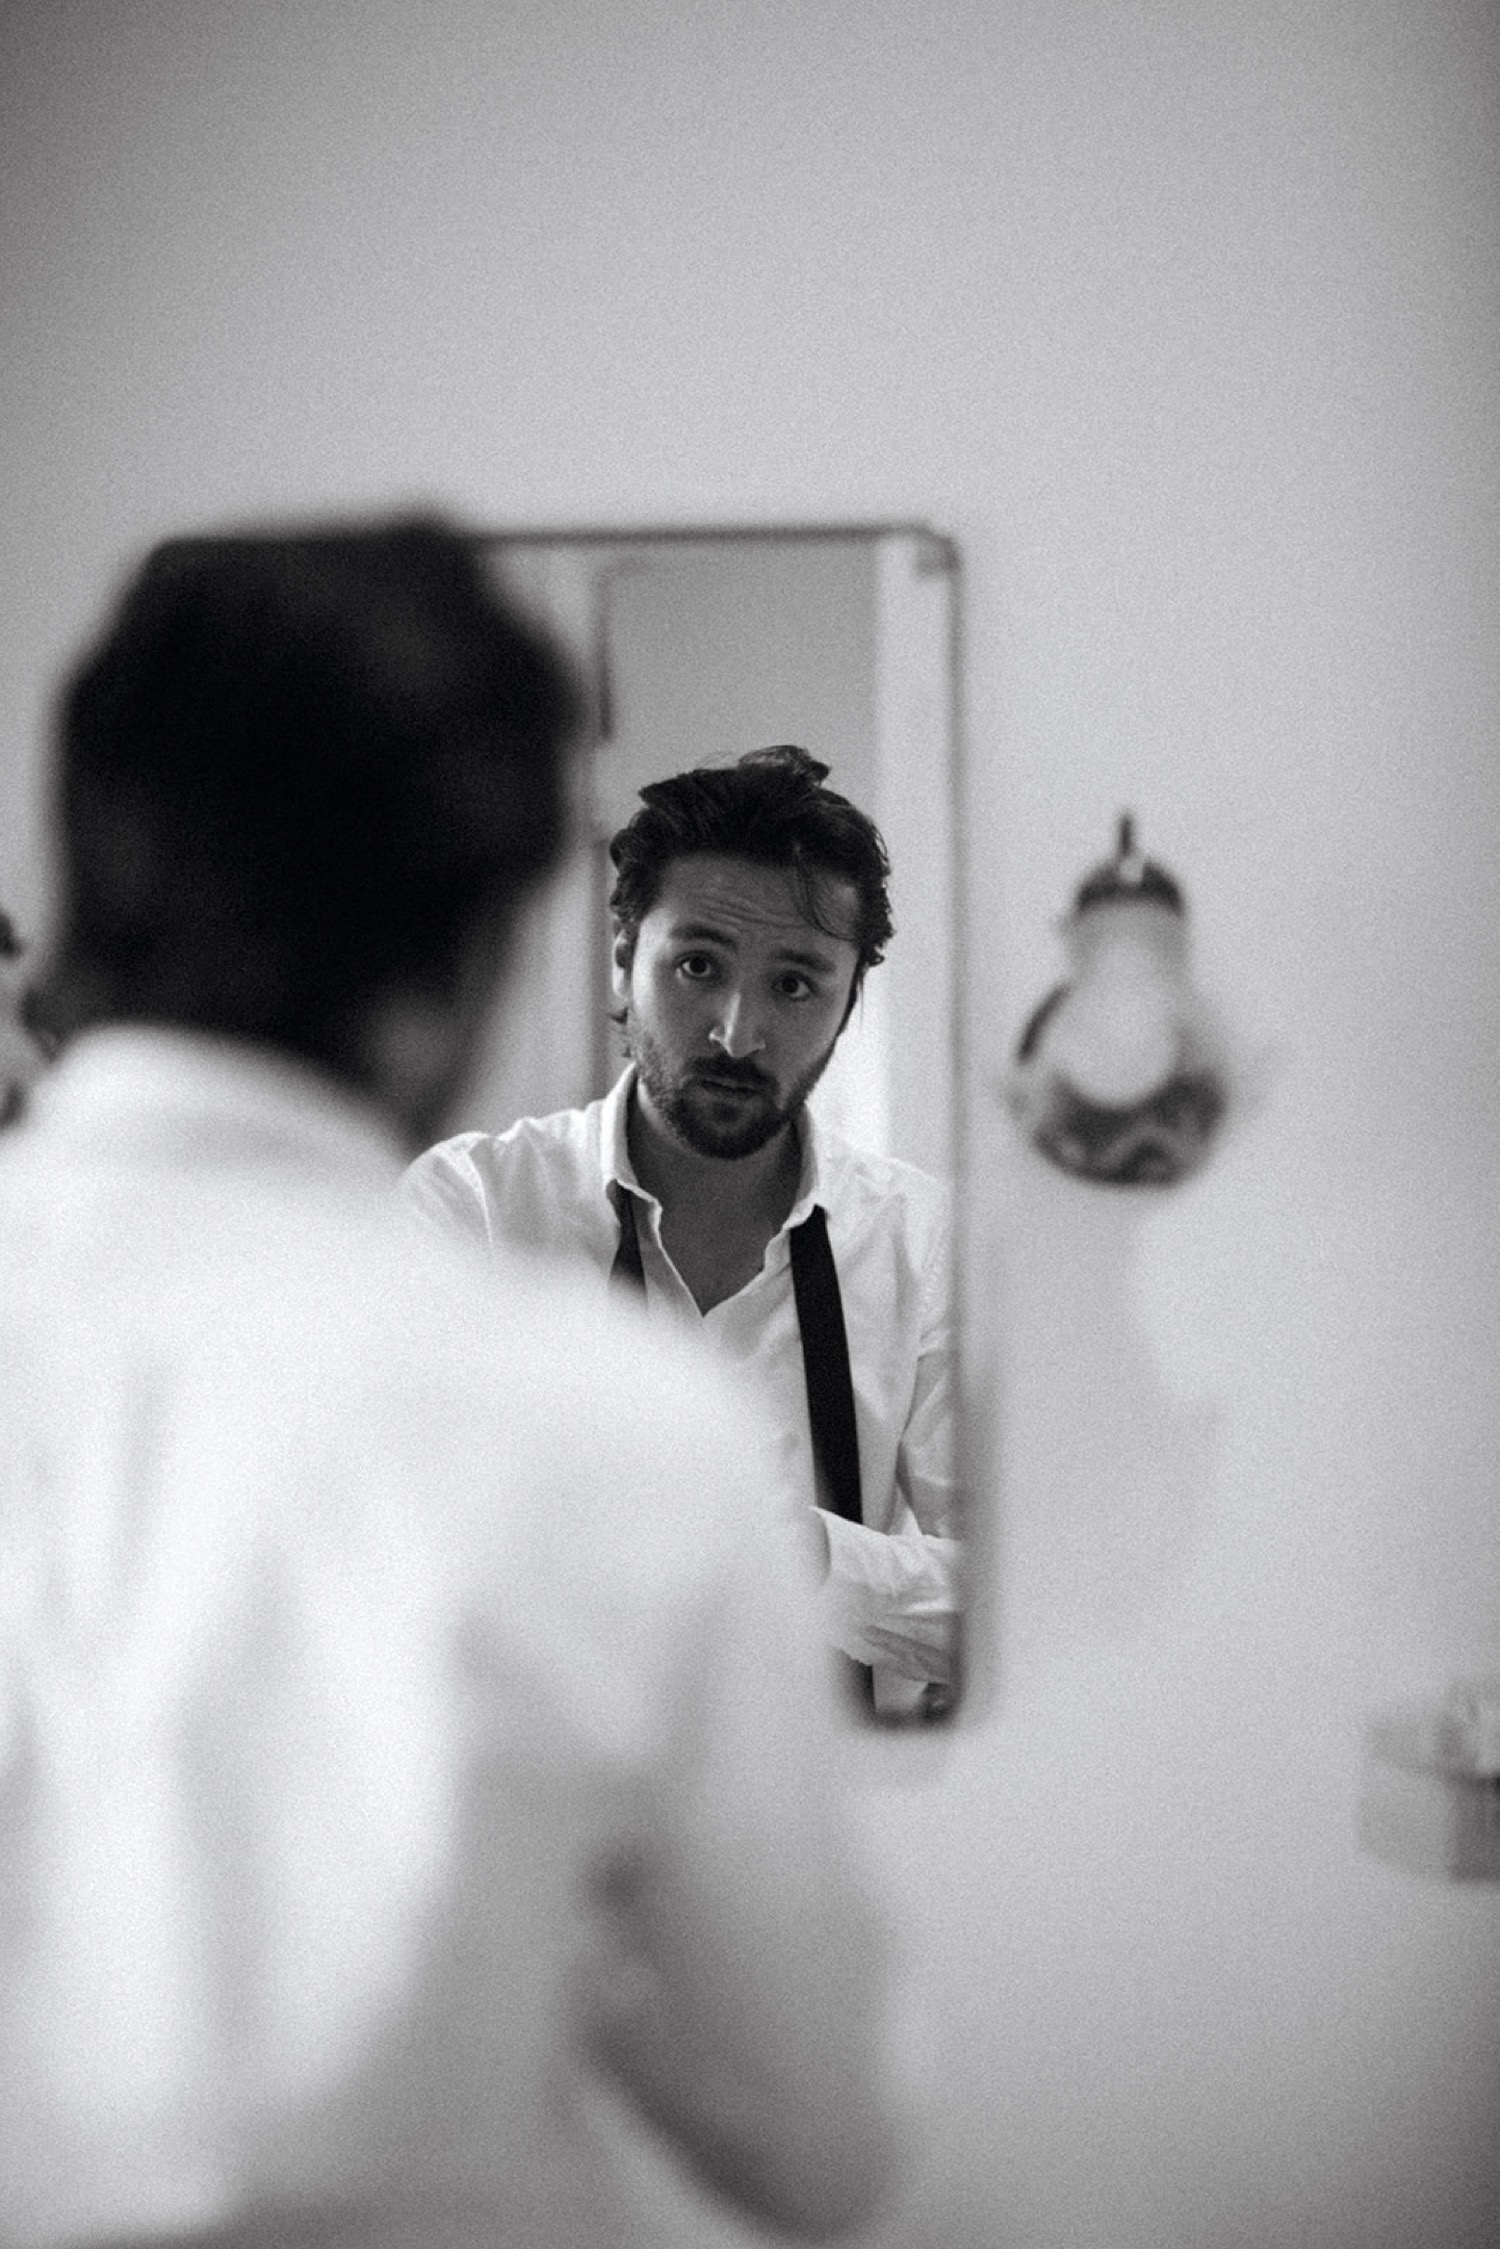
top-left (405, 746), bottom-right (960, 1720)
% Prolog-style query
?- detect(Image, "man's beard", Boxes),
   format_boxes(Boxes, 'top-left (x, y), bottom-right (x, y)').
top-left (626, 1014), bottom-right (838, 1160)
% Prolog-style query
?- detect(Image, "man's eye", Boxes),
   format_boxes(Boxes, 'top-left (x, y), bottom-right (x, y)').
top-left (776, 973), bottom-right (815, 1001)
top-left (677, 954), bottom-right (717, 981)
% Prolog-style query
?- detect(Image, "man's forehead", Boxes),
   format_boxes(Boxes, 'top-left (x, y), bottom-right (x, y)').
top-left (653, 852), bottom-right (860, 953)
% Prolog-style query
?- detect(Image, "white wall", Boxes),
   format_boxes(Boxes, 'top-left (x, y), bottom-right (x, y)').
top-left (2, 4), bottom-right (1496, 2244)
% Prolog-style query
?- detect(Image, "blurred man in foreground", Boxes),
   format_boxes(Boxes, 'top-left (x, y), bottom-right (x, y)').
top-left (0, 521), bottom-right (909, 2248)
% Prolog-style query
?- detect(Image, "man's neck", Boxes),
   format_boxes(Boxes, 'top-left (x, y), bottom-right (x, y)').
top-left (625, 1082), bottom-right (805, 1313)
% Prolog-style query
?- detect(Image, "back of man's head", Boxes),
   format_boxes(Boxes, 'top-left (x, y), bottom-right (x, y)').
top-left (608, 744), bottom-right (894, 1002)
top-left (41, 517), bottom-right (581, 1086)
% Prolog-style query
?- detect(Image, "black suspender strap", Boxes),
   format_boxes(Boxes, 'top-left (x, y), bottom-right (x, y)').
top-left (610, 1183), bottom-right (873, 1710)
top-left (607, 1179), bottom-right (646, 1297)
top-left (790, 1205), bottom-right (876, 1712)
top-left (786, 1204), bottom-right (862, 1526)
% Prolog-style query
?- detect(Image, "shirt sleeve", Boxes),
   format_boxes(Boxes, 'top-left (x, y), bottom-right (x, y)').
top-left (579, 1385), bottom-right (919, 2240)
top-left (399, 1138), bottom-right (494, 1255)
top-left (816, 1181), bottom-right (961, 1683)
top-left (896, 1182), bottom-right (960, 1538)
top-left (816, 1510), bottom-right (961, 1680)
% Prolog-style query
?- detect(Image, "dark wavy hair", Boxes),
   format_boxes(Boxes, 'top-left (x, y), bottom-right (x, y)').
top-left (608, 745), bottom-right (893, 1013)
top-left (39, 517), bottom-right (581, 1084)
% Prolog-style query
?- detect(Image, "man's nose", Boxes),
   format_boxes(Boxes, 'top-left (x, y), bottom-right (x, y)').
top-left (708, 989), bottom-right (766, 1058)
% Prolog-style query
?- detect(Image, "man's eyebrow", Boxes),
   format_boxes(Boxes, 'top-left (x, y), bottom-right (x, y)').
top-left (666, 918), bottom-right (844, 974)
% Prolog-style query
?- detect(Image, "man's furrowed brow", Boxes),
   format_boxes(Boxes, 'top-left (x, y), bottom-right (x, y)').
top-left (667, 917), bottom-right (741, 950)
top-left (774, 942), bottom-right (845, 976)
top-left (668, 916), bottom-right (844, 976)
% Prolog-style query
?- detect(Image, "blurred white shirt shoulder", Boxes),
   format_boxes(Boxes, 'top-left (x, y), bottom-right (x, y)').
top-left (0, 1029), bottom-right (910, 2249)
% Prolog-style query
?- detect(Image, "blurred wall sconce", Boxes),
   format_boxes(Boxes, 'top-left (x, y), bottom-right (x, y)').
top-left (1006, 815), bottom-right (1228, 1187)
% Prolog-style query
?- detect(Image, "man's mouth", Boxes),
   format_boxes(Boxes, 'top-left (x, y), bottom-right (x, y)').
top-left (691, 1068), bottom-right (769, 1097)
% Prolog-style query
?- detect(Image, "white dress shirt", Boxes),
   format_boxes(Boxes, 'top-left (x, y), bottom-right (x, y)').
top-left (0, 1030), bottom-right (901, 2248)
top-left (403, 1069), bottom-right (961, 1708)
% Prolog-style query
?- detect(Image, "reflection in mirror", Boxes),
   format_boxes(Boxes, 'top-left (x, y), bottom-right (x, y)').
top-left (414, 526), bottom-right (963, 1724)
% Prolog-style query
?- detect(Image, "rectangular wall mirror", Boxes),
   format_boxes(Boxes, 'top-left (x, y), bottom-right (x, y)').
top-left (456, 524), bottom-right (964, 1723)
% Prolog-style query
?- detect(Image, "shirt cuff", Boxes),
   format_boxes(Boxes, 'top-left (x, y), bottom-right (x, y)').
top-left (815, 1513), bottom-right (960, 1680)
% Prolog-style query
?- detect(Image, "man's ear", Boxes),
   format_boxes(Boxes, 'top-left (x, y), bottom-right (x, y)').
top-left (609, 926), bottom-right (634, 1007)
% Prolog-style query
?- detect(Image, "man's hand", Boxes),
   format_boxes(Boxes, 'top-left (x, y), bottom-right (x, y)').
top-left (859, 1617), bottom-right (957, 1689)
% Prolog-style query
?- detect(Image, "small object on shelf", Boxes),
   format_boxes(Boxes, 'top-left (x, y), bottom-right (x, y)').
top-left (1359, 1680), bottom-right (1500, 1881)
top-left (1006, 814), bottom-right (1228, 1187)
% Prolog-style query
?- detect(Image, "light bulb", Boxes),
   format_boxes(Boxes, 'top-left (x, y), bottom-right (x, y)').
top-left (1007, 817), bottom-right (1227, 1186)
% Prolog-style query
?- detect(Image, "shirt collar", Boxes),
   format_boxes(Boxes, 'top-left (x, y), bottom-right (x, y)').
top-left (598, 1063), bottom-right (836, 1237)
top-left (599, 1066), bottom-right (644, 1198)
top-left (28, 1026), bottom-right (408, 1187)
